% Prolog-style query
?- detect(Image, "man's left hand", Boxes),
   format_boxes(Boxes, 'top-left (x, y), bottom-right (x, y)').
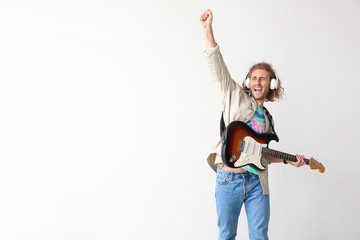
top-left (287, 154), bottom-right (306, 167)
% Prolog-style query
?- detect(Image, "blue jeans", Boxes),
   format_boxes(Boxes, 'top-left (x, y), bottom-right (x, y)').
top-left (215, 168), bottom-right (270, 240)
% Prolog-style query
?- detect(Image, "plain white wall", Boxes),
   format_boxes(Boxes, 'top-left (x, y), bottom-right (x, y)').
top-left (0, 0), bottom-right (359, 239)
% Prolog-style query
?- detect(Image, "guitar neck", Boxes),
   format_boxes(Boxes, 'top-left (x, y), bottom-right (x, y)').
top-left (262, 148), bottom-right (309, 165)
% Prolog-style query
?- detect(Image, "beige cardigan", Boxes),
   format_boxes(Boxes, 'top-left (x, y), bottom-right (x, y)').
top-left (205, 44), bottom-right (275, 195)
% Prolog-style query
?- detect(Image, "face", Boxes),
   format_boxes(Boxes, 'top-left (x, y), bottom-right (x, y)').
top-left (249, 69), bottom-right (271, 102)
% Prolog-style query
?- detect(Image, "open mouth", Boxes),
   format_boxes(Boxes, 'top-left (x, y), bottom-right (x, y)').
top-left (254, 88), bottom-right (262, 92)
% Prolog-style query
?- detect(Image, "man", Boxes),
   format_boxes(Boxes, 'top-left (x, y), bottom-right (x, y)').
top-left (199, 9), bottom-right (306, 240)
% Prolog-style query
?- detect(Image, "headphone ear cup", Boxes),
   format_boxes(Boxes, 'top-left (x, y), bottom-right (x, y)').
top-left (245, 78), bottom-right (250, 89)
top-left (270, 78), bottom-right (278, 90)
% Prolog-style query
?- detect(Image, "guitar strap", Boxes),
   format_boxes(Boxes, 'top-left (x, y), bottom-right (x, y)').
top-left (220, 106), bottom-right (279, 142)
top-left (262, 106), bottom-right (279, 141)
top-left (220, 112), bottom-right (226, 142)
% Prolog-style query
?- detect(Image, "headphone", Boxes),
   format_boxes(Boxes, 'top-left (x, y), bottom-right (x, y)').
top-left (244, 75), bottom-right (279, 90)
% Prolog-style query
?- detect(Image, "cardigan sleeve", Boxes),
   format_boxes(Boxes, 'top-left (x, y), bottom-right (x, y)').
top-left (204, 44), bottom-right (243, 107)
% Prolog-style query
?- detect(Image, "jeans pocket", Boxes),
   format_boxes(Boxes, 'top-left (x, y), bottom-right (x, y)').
top-left (250, 173), bottom-right (259, 180)
top-left (216, 175), bottom-right (230, 185)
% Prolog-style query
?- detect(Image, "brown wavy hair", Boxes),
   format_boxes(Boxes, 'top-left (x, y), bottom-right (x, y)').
top-left (242, 62), bottom-right (284, 102)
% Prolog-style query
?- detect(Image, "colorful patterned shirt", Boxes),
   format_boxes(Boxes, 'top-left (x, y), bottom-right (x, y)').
top-left (241, 105), bottom-right (266, 175)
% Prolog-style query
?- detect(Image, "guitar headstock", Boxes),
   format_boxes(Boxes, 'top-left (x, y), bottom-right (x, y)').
top-left (309, 157), bottom-right (325, 173)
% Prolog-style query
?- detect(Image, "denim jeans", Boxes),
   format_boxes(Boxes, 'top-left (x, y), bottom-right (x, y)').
top-left (215, 168), bottom-right (270, 240)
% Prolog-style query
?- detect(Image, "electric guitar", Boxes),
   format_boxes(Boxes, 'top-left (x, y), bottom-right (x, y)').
top-left (221, 121), bottom-right (325, 173)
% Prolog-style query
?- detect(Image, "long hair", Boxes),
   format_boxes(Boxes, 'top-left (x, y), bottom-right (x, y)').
top-left (242, 62), bottom-right (284, 102)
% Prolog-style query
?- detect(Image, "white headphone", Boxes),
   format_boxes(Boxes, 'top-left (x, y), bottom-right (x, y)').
top-left (244, 76), bottom-right (279, 90)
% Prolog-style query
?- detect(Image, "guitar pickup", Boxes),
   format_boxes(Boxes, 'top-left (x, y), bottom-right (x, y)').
top-left (239, 140), bottom-right (245, 152)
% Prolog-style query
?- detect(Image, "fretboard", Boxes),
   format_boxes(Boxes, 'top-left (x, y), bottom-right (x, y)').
top-left (262, 148), bottom-right (309, 165)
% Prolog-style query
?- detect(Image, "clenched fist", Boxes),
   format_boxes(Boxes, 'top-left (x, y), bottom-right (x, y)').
top-left (200, 9), bottom-right (216, 48)
top-left (199, 9), bottom-right (213, 30)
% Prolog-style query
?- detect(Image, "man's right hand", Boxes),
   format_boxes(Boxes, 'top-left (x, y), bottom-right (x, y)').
top-left (199, 9), bottom-right (213, 30)
top-left (200, 9), bottom-right (217, 48)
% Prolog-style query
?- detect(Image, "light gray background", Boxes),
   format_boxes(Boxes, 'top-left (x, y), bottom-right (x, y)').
top-left (1, 0), bottom-right (359, 239)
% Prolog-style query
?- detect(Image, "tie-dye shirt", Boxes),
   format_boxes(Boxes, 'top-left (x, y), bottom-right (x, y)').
top-left (241, 105), bottom-right (266, 175)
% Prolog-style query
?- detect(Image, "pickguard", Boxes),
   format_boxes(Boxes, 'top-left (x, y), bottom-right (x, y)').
top-left (233, 136), bottom-right (267, 170)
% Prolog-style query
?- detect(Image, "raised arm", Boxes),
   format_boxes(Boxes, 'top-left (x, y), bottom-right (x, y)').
top-left (199, 9), bottom-right (217, 48)
top-left (200, 10), bottom-right (241, 106)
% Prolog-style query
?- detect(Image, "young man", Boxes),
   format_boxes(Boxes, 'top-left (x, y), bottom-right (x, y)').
top-left (200, 9), bottom-right (306, 240)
